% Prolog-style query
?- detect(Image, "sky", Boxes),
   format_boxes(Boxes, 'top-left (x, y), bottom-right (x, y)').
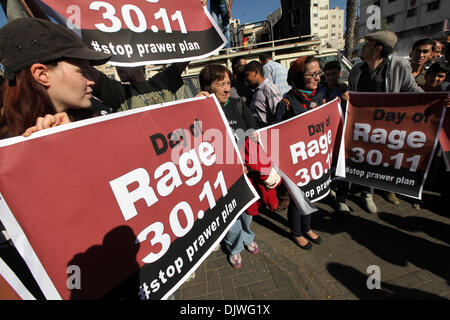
top-left (232, 0), bottom-right (349, 25)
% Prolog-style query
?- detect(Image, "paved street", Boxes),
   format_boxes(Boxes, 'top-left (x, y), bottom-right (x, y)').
top-left (174, 190), bottom-right (449, 300)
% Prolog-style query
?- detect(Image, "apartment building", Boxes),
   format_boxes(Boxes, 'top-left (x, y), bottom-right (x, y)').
top-left (311, 0), bottom-right (331, 47)
top-left (357, 0), bottom-right (450, 56)
top-left (328, 7), bottom-right (345, 49)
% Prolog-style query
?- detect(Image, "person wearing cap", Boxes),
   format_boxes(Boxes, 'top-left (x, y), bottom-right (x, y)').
top-left (0, 17), bottom-right (111, 139)
top-left (347, 30), bottom-right (423, 214)
top-left (273, 55), bottom-right (323, 250)
top-left (0, 17), bottom-right (111, 299)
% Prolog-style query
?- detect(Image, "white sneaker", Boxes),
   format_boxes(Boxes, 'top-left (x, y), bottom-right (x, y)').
top-left (362, 194), bottom-right (377, 214)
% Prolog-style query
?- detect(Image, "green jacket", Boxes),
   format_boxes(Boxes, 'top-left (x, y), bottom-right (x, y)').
top-left (94, 65), bottom-right (184, 112)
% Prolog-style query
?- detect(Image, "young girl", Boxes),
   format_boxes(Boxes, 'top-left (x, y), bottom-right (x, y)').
top-left (0, 18), bottom-right (111, 138)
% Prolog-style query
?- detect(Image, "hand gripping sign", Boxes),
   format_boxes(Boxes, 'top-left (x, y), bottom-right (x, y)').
top-left (343, 92), bottom-right (447, 199)
top-left (33, 0), bottom-right (227, 65)
top-left (0, 96), bottom-right (258, 300)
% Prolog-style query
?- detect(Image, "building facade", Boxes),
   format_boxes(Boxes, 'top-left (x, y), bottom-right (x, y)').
top-left (357, 0), bottom-right (450, 56)
top-left (328, 6), bottom-right (345, 49)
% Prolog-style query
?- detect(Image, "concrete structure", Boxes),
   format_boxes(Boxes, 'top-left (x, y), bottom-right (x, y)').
top-left (357, 0), bottom-right (450, 56)
top-left (328, 6), bottom-right (345, 49)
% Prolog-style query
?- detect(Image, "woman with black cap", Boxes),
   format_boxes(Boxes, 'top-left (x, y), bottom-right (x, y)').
top-left (0, 17), bottom-right (111, 299)
top-left (274, 56), bottom-right (323, 250)
top-left (0, 17), bottom-right (111, 138)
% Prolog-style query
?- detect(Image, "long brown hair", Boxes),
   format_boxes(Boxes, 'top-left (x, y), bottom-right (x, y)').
top-left (0, 67), bottom-right (57, 138)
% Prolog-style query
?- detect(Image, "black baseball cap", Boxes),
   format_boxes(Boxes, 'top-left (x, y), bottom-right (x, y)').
top-left (0, 18), bottom-right (111, 79)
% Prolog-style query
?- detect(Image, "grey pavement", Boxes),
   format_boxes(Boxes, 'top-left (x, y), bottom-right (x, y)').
top-left (174, 190), bottom-right (450, 300)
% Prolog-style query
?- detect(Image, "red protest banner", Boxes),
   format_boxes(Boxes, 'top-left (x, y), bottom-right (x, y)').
top-left (0, 96), bottom-right (258, 300)
top-left (343, 92), bottom-right (447, 199)
top-left (258, 99), bottom-right (345, 203)
top-left (33, 0), bottom-right (226, 65)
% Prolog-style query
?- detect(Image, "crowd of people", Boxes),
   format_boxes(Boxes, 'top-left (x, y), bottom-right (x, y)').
top-left (0, 15), bottom-right (449, 299)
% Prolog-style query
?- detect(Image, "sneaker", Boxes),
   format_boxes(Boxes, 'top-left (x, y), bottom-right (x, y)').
top-left (386, 192), bottom-right (400, 205)
top-left (337, 201), bottom-right (350, 215)
top-left (228, 253), bottom-right (242, 269)
top-left (362, 194), bottom-right (377, 214)
top-left (245, 241), bottom-right (260, 255)
top-left (226, 48), bottom-right (236, 53)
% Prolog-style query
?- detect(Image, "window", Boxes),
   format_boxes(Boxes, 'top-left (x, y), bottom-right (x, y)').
top-left (332, 24), bottom-right (336, 28)
top-left (427, 0), bottom-right (440, 11)
top-left (374, 1), bottom-right (380, 6)
top-left (388, 0), bottom-right (396, 3)
top-left (313, 13), bottom-right (318, 17)
top-left (313, 3), bottom-right (318, 7)
top-left (407, 7), bottom-right (417, 17)
top-left (386, 14), bottom-right (395, 24)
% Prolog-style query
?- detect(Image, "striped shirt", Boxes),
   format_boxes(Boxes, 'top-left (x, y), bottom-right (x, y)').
top-left (263, 60), bottom-right (291, 95)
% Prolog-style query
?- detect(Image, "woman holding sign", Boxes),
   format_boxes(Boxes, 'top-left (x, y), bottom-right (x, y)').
top-left (0, 17), bottom-right (111, 299)
top-left (274, 56), bottom-right (323, 249)
top-left (0, 18), bottom-right (111, 138)
top-left (197, 64), bottom-right (282, 268)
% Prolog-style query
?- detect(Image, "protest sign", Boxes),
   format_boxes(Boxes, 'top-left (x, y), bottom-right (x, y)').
top-left (439, 111), bottom-right (450, 171)
top-left (258, 99), bottom-right (345, 204)
top-left (0, 96), bottom-right (258, 300)
top-left (343, 92), bottom-right (447, 199)
top-left (0, 257), bottom-right (37, 300)
top-left (33, 0), bottom-right (226, 65)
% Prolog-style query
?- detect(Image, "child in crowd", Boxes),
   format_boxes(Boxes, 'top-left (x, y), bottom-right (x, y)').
top-left (316, 60), bottom-right (349, 108)
top-left (315, 61), bottom-right (351, 215)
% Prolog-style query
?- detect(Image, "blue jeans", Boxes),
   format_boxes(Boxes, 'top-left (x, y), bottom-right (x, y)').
top-left (210, 1), bottom-right (230, 48)
top-left (224, 213), bottom-right (254, 255)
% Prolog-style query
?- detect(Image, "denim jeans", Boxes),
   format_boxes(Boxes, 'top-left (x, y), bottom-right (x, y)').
top-left (210, 1), bottom-right (230, 47)
top-left (223, 213), bottom-right (254, 255)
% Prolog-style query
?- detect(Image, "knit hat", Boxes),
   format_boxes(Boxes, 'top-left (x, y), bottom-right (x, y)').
top-left (0, 18), bottom-right (111, 79)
